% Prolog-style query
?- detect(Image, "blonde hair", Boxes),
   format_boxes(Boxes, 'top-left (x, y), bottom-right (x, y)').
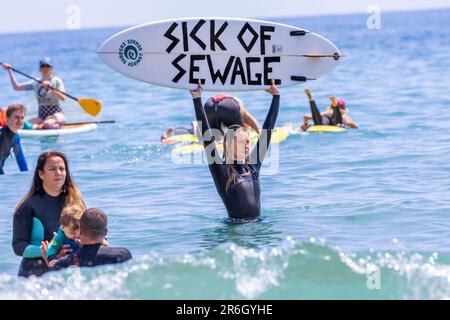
top-left (61, 205), bottom-right (84, 229)
top-left (223, 126), bottom-right (251, 192)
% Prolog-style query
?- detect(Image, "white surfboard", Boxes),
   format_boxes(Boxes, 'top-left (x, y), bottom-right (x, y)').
top-left (18, 124), bottom-right (97, 137)
top-left (98, 17), bottom-right (341, 91)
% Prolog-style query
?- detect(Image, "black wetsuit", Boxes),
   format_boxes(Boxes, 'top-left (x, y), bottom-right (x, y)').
top-left (193, 95), bottom-right (280, 219)
top-left (12, 192), bottom-right (65, 277)
top-left (52, 243), bottom-right (132, 270)
top-left (204, 97), bottom-right (244, 133)
top-left (0, 126), bottom-right (28, 174)
top-left (309, 100), bottom-right (343, 126)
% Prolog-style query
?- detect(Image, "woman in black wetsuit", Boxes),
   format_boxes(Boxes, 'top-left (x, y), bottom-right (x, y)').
top-left (12, 151), bottom-right (86, 277)
top-left (190, 80), bottom-right (280, 220)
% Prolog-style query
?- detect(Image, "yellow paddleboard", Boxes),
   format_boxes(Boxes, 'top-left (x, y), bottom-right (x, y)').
top-left (306, 125), bottom-right (347, 133)
top-left (172, 126), bottom-right (291, 155)
top-left (161, 133), bottom-right (198, 144)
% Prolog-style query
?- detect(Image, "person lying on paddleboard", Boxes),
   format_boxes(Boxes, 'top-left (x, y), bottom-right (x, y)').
top-left (161, 95), bottom-right (262, 142)
top-left (190, 79), bottom-right (280, 220)
top-left (3, 57), bottom-right (67, 129)
top-left (161, 121), bottom-right (201, 141)
top-left (0, 104), bottom-right (28, 175)
top-left (300, 88), bottom-right (358, 131)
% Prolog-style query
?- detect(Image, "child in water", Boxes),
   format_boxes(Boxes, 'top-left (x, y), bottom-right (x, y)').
top-left (46, 205), bottom-right (83, 267)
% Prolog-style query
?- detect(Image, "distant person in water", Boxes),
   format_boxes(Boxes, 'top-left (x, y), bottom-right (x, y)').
top-left (0, 104), bottom-right (28, 175)
top-left (300, 88), bottom-right (358, 131)
top-left (161, 121), bottom-right (201, 141)
top-left (3, 58), bottom-right (67, 129)
top-left (43, 208), bottom-right (132, 270)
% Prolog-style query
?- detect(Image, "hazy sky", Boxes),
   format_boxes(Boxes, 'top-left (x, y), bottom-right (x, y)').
top-left (1, 0), bottom-right (449, 34)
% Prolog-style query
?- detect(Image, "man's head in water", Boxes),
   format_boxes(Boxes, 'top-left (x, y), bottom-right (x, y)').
top-left (79, 208), bottom-right (108, 244)
top-left (6, 104), bottom-right (26, 133)
top-left (223, 125), bottom-right (250, 164)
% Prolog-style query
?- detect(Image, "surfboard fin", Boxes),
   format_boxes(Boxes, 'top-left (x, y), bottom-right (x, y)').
top-left (290, 30), bottom-right (309, 36)
top-left (291, 76), bottom-right (315, 82)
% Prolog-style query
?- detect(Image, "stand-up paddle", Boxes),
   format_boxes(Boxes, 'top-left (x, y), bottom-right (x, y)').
top-left (64, 120), bottom-right (115, 125)
top-left (1, 62), bottom-right (101, 116)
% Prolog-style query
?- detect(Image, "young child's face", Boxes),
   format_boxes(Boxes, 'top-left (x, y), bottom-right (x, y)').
top-left (61, 224), bottom-right (80, 240)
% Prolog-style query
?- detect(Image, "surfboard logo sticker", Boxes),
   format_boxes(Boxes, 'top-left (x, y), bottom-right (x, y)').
top-left (272, 44), bottom-right (283, 54)
top-left (119, 39), bottom-right (143, 67)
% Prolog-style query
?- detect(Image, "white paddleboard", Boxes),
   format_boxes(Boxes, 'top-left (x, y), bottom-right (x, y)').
top-left (18, 124), bottom-right (97, 137)
top-left (98, 17), bottom-right (341, 91)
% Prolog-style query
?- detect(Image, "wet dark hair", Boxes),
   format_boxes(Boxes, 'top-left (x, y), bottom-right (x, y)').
top-left (80, 208), bottom-right (108, 238)
top-left (15, 151), bottom-right (85, 211)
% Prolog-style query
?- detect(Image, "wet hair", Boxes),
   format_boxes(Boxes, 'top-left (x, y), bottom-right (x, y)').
top-left (60, 205), bottom-right (84, 229)
top-left (6, 104), bottom-right (27, 118)
top-left (80, 208), bottom-right (108, 239)
top-left (223, 125), bottom-right (251, 192)
top-left (15, 151), bottom-right (86, 211)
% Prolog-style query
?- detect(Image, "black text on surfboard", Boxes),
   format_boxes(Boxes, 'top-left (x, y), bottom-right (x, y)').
top-left (163, 19), bottom-right (281, 86)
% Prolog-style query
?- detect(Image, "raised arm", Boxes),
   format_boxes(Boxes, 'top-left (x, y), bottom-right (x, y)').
top-left (2, 63), bottom-right (33, 91)
top-left (250, 79), bottom-right (280, 169)
top-left (190, 81), bottom-right (222, 165)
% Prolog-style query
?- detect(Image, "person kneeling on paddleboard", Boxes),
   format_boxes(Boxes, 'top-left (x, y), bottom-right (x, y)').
top-left (300, 88), bottom-right (358, 131)
top-left (3, 58), bottom-right (67, 130)
top-left (190, 79), bottom-right (280, 220)
top-left (0, 104), bottom-right (28, 175)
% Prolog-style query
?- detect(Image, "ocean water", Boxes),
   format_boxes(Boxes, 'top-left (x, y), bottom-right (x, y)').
top-left (1, 9), bottom-right (450, 299)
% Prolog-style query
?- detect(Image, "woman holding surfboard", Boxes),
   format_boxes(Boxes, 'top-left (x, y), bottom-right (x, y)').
top-left (190, 79), bottom-right (280, 220)
top-left (300, 88), bottom-right (358, 131)
top-left (3, 58), bottom-right (67, 129)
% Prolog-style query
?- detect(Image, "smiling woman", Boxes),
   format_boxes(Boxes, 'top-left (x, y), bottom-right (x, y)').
top-left (12, 151), bottom-right (86, 277)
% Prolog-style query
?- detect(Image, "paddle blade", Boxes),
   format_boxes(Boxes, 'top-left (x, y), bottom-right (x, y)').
top-left (78, 99), bottom-right (101, 116)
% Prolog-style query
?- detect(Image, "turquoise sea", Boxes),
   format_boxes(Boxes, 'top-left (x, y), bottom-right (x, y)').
top-left (1, 9), bottom-right (450, 299)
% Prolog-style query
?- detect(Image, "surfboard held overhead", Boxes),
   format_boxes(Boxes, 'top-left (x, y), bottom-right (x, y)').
top-left (98, 17), bottom-right (341, 91)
